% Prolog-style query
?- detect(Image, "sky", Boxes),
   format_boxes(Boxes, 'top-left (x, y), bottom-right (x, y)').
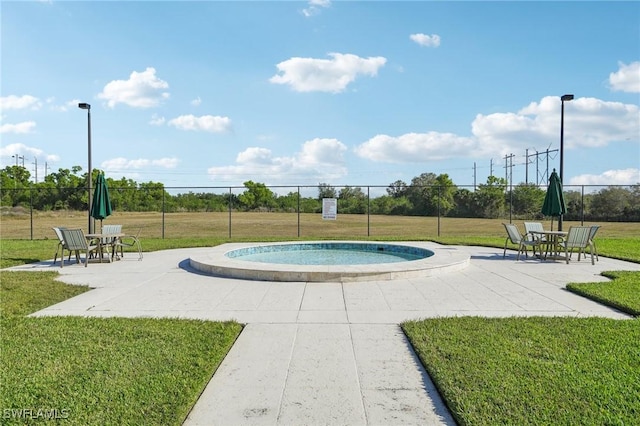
top-left (1, 0), bottom-right (639, 196)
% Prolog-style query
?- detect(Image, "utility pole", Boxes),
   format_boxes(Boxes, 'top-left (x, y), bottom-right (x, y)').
top-left (473, 162), bottom-right (477, 190)
top-left (525, 149), bottom-right (530, 184)
top-left (33, 158), bottom-right (38, 183)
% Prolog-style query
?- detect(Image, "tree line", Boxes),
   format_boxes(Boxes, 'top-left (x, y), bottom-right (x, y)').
top-left (1, 165), bottom-right (639, 222)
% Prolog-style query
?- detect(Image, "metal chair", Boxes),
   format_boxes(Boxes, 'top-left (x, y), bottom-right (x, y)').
top-left (524, 222), bottom-right (546, 241)
top-left (560, 226), bottom-right (595, 265)
top-left (59, 228), bottom-right (99, 267)
top-left (52, 227), bottom-right (71, 265)
top-left (100, 224), bottom-right (122, 260)
top-left (113, 227), bottom-right (143, 260)
top-left (502, 223), bottom-right (541, 260)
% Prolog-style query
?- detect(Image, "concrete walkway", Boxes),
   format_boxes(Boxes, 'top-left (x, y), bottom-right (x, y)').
top-left (8, 244), bottom-right (640, 425)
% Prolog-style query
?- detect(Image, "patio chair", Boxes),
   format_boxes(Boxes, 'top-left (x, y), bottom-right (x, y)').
top-left (502, 223), bottom-right (541, 260)
top-left (52, 227), bottom-right (71, 265)
top-left (59, 228), bottom-right (99, 268)
top-left (524, 221), bottom-right (546, 241)
top-left (113, 227), bottom-right (143, 260)
top-left (559, 226), bottom-right (594, 265)
top-left (100, 224), bottom-right (122, 260)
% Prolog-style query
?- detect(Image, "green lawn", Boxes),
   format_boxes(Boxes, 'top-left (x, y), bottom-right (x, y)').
top-left (402, 316), bottom-right (640, 425)
top-left (1, 234), bottom-right (639, 425)
top-left (402, 237), bottom-right (640, 425)
top-left (0, 271), bottom-right (242, 425)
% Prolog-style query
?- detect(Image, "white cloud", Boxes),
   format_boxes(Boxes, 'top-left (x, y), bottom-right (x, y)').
top-left (190, 97), bottom-right (202, 106)
top-left (269, 53), bottom-right (387, 93)
top-left (168, 114), bottom-right (232, 132)
top-left (409, 33), bottom-right (441, 47)
top-left (570, 168), bottom-right (640, 186)
top-left (302, 0), bottom-right (331, 17)
top-left (98, 157), bottom-right (178, 182)
top-left (354, 132), bottom-right (475, 163)
top-left (101, 157), bottom-right (179, 170)
top-left (149, 114), bottom-right (165, 126)
top-left (355, 95), bottom-right (639, 163)
top-left (207, 138), bottom-right (348, 185)
top-left (0, 95), bottom-right (42, 111)
top-left (0, 121), bottom-right (37, 134)
top-left (97, 67), bottom-right (170, 108)
top-left (609, 61), bottom-right (640, 93)
top-left (0, 143), bottom-right (59, 165)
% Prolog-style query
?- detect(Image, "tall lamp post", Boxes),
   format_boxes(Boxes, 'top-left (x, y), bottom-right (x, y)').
top-left (558, 94), bottom-right (574, 232)
top-left (78, 102), bottom-right (93, 234)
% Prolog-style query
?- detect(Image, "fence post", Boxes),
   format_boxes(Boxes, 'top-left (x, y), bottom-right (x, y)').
top-left (30, 185), bottom-right (34, 240)
top-left (228, 187), bottom-right (232, 239)
top-left (437, 185), bottom-right (441, 237)
top-left (297, 186), bottom-right (301, 238)
top-left (367, 186), bottom-right (370, 237)
top-left (162, 190), bottom-right (165, 239)
top-left (581, 185), bottom-right (585, 225)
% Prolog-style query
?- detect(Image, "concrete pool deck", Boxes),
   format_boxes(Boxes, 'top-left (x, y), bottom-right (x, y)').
top-left (7, 243), bottom-right (640, 425)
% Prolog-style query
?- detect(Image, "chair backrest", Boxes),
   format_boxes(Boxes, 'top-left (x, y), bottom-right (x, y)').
top-left (524, 222), bottom-right (544, 234)
top-left (503, 223), bottom-right (522, 244)
top-left (588, 225), bottom-right (601, 241)
top-left (102, 224), bottom-right (122, 235)
top-left (60, 228), bottom-right (88, 251)
top-left (52, 227), bottom-right (65, 243)
top-left (565, 226), bottom-right (591, 249)
top-left (101, 224), bottom-right (122, 243)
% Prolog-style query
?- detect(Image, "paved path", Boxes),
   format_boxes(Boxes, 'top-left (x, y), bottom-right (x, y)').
top-left (9, 244), bottom-right (639, 425)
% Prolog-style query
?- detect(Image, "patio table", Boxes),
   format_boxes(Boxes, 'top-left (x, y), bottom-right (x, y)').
top-left (85, 232), bottom-right (124, 262)
top-left (531, 230), bottom-right (568, 260)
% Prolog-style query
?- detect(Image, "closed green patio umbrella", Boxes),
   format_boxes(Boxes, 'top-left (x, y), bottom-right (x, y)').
top-left (90, 172), bottom-right (112, 230)
top-left (541, 169), bottom-right (566, 230)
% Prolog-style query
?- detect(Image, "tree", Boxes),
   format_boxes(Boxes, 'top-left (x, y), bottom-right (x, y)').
top-left (238, 180), bottom-right (277, 211)
top-left (338, 186), bottom-right (367, 214)
top-left (386, 180), bottom-right (408, 198)
top-left (405, 173), bottom-right (456, 216)
top-left (511, 183), bottom-right (546, 218)
top-left (589, 186), bottom-right (632, 221)
top-left (317, 183), bottom-right (337, 200)
top-left (277, 191), bottom-right (300, 212)
top-left (406, 172), bottom-right (437, 215)
top-left (474, 175), bottom-right (507, 218)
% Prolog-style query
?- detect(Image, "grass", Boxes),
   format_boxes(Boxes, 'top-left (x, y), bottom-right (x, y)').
top-left (1, 316), bottom-right (241, 425)
top-left (1, 214), bottom-right (640, 424)
top-left (567, 271), bottom-right (640, 316)
top-left (402, 317), bottom-right (640, 426)
top-left (0, 270), bottom-right (242, 425)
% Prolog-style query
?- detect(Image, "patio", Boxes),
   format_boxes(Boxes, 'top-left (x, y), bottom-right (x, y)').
top-left (10, 243), bottom-right (640, 425)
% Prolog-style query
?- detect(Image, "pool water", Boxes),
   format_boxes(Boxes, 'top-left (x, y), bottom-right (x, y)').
top-left (225, 242), bottom-right (433, 265)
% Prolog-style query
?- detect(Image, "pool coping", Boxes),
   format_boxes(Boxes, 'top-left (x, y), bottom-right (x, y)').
top-left (189, 241), bottom-right (470, 282)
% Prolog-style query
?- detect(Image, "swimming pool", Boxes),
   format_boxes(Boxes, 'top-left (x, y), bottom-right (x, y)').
top-left (225, 242), bottom-right (433, 265)
top-left (189, 241), bottom-right (470, 282)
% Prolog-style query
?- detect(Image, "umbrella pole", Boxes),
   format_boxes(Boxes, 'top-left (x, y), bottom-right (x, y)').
top-left (550, 217), bottom-right (554, 231)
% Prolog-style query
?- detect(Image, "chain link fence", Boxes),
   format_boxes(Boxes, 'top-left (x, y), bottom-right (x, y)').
top-left (1, 184), bottom-right (638, 240)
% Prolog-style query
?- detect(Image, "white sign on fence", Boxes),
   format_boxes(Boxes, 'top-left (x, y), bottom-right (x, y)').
top-left (322, 198), bottom-right (337, 220)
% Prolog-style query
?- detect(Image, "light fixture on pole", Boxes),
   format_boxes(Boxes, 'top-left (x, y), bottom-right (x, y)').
top-left (558, 94), bottom-right (573, 232)
top-left (78, 102), bottom-right (93, 234)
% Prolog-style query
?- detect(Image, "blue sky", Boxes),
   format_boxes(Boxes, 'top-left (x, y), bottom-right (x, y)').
top-left (2, 0), bottom-right (639, 195)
